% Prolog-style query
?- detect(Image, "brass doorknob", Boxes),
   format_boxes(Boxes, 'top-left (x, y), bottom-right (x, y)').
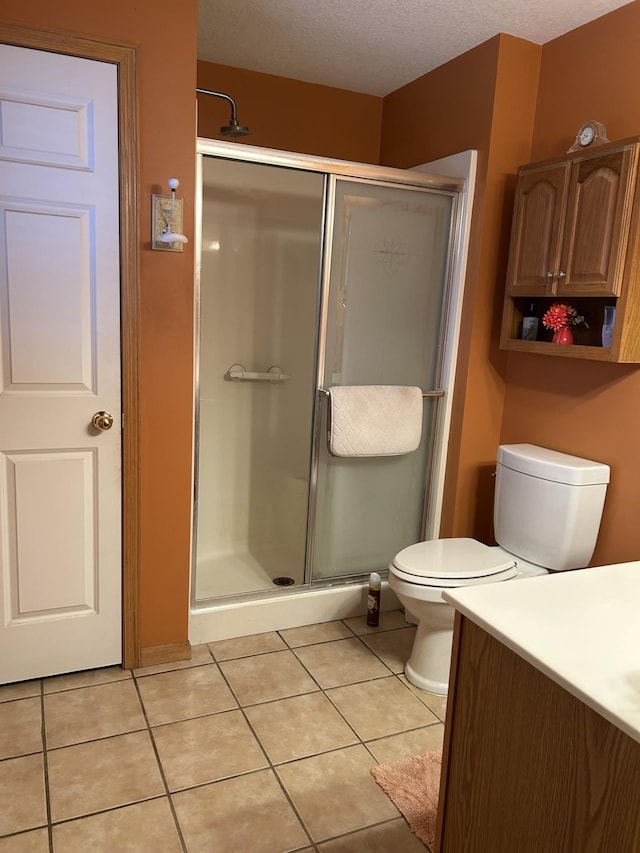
top-left (92, 411), bottom-right (114, 431)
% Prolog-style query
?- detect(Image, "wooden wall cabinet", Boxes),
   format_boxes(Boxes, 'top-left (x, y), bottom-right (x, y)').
top-left (500, 137), bottom-right (640, 361)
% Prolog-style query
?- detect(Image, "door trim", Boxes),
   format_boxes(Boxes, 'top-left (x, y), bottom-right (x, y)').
top-left (0, 22), bottom-right (141, 668)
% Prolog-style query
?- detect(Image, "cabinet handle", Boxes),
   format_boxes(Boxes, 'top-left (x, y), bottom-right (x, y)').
top-left (557, 271), bottom-right (566, 278)
top-left (545, 272), bottom-right (553, 279)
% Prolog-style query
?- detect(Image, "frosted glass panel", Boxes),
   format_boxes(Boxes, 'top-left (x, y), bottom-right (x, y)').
top-left (312, 179), bottom-right (453, 580)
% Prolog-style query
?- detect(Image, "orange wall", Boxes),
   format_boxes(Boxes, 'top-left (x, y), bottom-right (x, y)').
top-left (500, 0), bottom-right (640, 565)
top-left (382, 35), bottom-right (541, 541)
top-left (2, 1), bottom-right (198, 648)
top-left (6, 0), bottom-right (635, 654)
top-left (197, 60), bottom-right (382, 163)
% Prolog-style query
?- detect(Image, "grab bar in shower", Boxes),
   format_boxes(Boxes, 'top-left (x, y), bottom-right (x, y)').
top-left (224, 364), bottom-right (290, 383)
top-left (318, 387), bottom-right (444, 398)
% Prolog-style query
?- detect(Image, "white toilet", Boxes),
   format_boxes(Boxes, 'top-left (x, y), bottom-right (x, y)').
top-left (389, 444), bottom-right (610, 695)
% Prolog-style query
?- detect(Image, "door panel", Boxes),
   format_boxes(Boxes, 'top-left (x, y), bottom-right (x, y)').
top-left (0, 90), bottom-right (93, 170)
top-left (2, 202), bottom-right (95, 389)
top-left (312, 178), bottom-right (453, 581)
top-left (0, 44), bottom-right (122, 683)
top-left (505, 163), bottom-right (569, 296)
top-left (559, 147), bottom-right (637, 296)
top-left (4, 451), bottom-right (96, 614)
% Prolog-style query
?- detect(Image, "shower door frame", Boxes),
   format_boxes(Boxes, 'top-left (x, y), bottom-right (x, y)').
top-left (192, 139), bottom-right (466, 608)
top-left (307, 172), bottom-right (460, 586)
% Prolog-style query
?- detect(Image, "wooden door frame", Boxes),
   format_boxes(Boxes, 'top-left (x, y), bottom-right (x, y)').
top-left (0, 22), bottom-right (141, 668)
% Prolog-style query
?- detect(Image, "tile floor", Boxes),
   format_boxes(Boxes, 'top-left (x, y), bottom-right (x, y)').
top-left (0, 610), bottom-right (446, 853)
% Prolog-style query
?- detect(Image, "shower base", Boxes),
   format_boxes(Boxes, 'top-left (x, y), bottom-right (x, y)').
top-left (195, 546), bottom-right (303, 600)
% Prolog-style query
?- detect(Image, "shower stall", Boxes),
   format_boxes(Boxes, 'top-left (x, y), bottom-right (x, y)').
top-left (191, 139), bottom-right (471, 638)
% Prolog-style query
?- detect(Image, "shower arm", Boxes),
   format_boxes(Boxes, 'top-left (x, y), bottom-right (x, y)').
top-left (196, 88), bottom-right (240, 124)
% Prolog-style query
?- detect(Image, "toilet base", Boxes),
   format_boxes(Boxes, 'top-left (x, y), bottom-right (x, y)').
top-left (403, 616), bottom-right (454, 696)
top-left (405, 660), bottom-right (448, 695)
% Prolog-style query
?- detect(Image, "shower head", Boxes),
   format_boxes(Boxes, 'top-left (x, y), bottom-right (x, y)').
top-left (219, 119), bottom-right (251, 139)
top-left (196, 88), bottom-right (251, 139)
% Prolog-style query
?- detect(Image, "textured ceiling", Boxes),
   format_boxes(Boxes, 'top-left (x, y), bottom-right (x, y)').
top-left (198, 0), bottom-right (630, 96)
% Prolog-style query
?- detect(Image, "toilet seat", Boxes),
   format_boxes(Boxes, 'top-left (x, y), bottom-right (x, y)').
top-left (390, 538), bottom-right (518, 588)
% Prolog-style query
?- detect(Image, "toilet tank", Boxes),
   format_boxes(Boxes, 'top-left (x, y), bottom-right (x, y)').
top-left (494, 444), bottom-right (610, 571)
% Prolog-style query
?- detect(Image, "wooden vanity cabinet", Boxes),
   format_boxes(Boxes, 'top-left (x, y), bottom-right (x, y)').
top-left (500, 136), bottom-right (640, 361)
top-left (435, 614), bottom-right (640, 852)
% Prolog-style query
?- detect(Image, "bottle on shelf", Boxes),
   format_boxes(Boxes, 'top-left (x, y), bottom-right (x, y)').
top-left (521, 303), bottom-right (539, 341)
top-left (602, 306), bottom-right (616, 348)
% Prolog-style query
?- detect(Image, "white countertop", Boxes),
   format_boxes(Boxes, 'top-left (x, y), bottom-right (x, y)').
top-left (443, 561), bottom-right (640, 744)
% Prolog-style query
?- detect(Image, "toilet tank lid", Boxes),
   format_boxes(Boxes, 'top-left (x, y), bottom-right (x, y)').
top-left (498, 444), bottom-right (610, 486)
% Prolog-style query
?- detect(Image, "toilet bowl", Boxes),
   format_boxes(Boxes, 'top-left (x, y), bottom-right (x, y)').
top-left (389, 443), bottom-right (610, 695)
top-left (390, 538), bottom-right (547, 694)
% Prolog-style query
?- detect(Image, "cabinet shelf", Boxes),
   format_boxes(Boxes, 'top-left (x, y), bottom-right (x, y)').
top-left (500, 135), bottom-right (640, 363)
top-left (502, 339), bottom-right (612, 360)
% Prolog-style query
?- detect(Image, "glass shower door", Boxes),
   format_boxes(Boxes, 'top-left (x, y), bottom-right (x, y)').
top-left (311, 178), bottom-right (454, 581)
top-left (195, 157), bottom-right (325, 601)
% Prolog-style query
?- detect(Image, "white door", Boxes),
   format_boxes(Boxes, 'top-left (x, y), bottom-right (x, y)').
top-left (0, 44), bottom-right (122, 682)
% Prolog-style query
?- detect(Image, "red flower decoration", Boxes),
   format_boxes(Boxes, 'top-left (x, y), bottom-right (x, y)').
top-left (542, 303), bottom-right (586, 331)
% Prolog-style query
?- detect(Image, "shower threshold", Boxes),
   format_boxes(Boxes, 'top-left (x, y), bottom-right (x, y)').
top-left (190, 573), bottom-right (401, 645)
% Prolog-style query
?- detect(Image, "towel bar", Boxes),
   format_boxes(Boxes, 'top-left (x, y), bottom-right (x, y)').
top-left (225, 364), bottom-right (290, 383)
top-left (318, 387), bottom-right (444, 398)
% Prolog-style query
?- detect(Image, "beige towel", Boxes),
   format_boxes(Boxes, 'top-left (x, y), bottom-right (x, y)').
top-left (327, 385), bottom-right (423, 457)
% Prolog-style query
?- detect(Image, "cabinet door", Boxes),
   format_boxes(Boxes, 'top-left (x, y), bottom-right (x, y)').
top-left (505, 163), bottom-right (569, 296)
top-left (558, 146), bottom-right (637, 296)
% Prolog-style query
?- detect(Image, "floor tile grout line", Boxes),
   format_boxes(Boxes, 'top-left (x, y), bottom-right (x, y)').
top-left (321, 672), bottom-right (400, 742)
top-left (163, 654), bottom-right (419, 769)
top-left (315, 815), bottom-right (419, 848)
top-left (44, 795), bottom-right (179, 836)
top-left (217, 646), bottom-right (326, 704)
top-left (395, 674), bottom-right (448, 720)
top-left (289, 632), bottom-right (398, 677)
top-left (278, 626), bottom-right (412, 691)
top-left (0, 747), bottom-right (49, 764)
top-left (200, 610), bottom-right (409, 665)
top-left (0, 692), bottom-right (42, 706)
top-left (276, 621), bottom-right (359, 650)
top-left (215, 647), bottom-right (430, 848)
top-left (279, 636), bottom-right (399, 695)
top-left (39, 682), bottom-right (55, 853)
top-left (221, 648), bottom-right (428, 851)
top-left (358, 629), bottom-right (417, 670)
top-left (131, 674), bottom-right (189, 853)
top-left (321, 670), bottom-right (444, 748)
top-left (214, 655), bottom-right (318, 850)
top-left (134, 646), bottom-right (216, 679)
top-left (352, 631), bottom-right (400, 674)
top-left (40, 670), bottom-right (134, 696)
top-left (271, 743), bottom-right (354, 848)
top-left (44, 725), bottom-right (149, 754)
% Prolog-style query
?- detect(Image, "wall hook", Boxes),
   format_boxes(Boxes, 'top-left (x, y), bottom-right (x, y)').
top-left (152, 177), bottom-right (189, 251)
